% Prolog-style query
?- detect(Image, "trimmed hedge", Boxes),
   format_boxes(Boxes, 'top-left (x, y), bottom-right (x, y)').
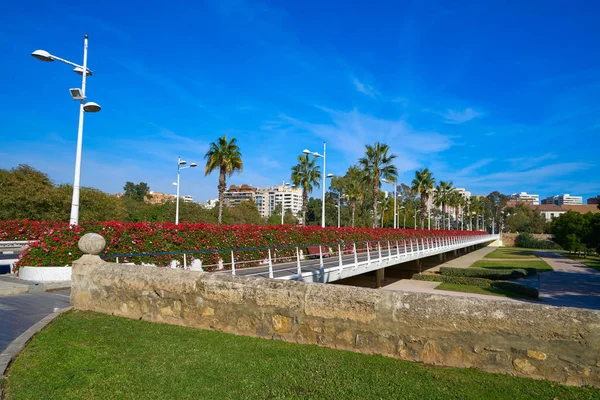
top-left (491, 281), bottom-right (539, 299)
top-left (412, 273), bottom-right (492, 288)
top-left (439, 267), bottom-right (528, 280)
top-left (515, 233), bottom-right (562, 250)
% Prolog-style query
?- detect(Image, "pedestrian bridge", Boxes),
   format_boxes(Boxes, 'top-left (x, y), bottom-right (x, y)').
top-left (105, 234), bottom-right (500, 285)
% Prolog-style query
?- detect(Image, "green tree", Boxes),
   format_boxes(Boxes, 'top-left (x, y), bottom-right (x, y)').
top-left (343, 166), bottom-right (366, 228)
top-left (291, 155), bottom-right (321, 225)
top-left (222, 200), bottom-right (265, 225)
top-left (411, 168), bottom-right (435, 229)
top-left (505, 203), bottom-right (547, 234)
top-left (358, 142), bottom-right (398, 228)
top-left (0, 165), bottom-right (68, 220)
top-left (485, 191), bottom-right (508, 232)
top-left (122, 182), bottom-right (151, 202)
top-left (434, 181), bottom-right (453, 229)
top-left (204, 135), bottom-right (244, 224)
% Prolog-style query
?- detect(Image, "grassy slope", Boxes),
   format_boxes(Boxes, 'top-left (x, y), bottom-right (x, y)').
top-left (564, 254), bottom-right (600, 271)
top-left (435, 283), bottom-right (527, 299)
top-left (472, 259), bottom-right (553, 272)
top-left (5, 311), bottom-right (598, 400)
top-left (485, 247), bottom-right (537, 259)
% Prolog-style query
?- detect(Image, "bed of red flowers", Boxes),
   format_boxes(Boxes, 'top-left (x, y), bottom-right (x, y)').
top-left (1, 220), bottom-right (489, 270)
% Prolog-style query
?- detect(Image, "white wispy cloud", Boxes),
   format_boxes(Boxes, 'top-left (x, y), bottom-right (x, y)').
top-left (440, 108), bottom-right (483, 124)
top-left (271, 107), bottom-right (452, 174)
top-left (257, 156), bottom-right (280, 168)
top-left (352, 77), bottom-right (379, 97)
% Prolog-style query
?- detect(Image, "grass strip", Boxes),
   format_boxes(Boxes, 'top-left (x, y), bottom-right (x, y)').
top-left (5, 310), bottom-right (598, 399)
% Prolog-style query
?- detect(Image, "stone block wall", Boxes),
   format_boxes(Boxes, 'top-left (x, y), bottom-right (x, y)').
top-left (501, 233), bottom-right (553, 247)
top-left (71, 257), bottom-right (600, 387)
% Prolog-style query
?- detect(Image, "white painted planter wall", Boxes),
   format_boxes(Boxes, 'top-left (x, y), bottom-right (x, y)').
top-left (19, 266), bottom-right (72, 282)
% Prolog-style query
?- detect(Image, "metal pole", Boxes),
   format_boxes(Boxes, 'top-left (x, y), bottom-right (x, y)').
top-left (393, 182), bottom-right (397, 229)
top-left (281, 179), bottom-right (285, 225)
top-left (321, 142), bottom-right (326, 228)
top-left (175, 156), bottom-right (181, 225)
top-left (337, 192), bottom-right (341, 228)
top-left (69, 34), bottom-right (89, 226)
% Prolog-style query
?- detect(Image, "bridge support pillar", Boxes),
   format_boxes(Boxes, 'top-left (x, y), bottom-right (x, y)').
top-left (376, 268), bottom-right (385, 288)
top-left (438, 253), bottom-right (446, 263)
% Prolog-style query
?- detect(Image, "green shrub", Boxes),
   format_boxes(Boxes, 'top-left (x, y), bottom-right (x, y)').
top-left (412, 273), bottom-right (492, 288)
top-left (515, 233), bottom-right (562, 250)
top-left (491, 281), bottom-right (539, 299)
top-left (439, 267), bottom-right (528, 280)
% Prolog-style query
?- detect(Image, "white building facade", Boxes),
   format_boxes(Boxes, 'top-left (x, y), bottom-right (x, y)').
top-left (510, 192), bottom-right (540, 205)
top-left (544, 194), bottom-right (583, 206)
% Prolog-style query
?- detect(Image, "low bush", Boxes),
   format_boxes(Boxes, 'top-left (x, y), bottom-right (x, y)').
top-left (515, 233), bottom-right (562, 250)
top-left (439, 267), bottom-right (528, 280)
top-left (412, 273), bottom-right (492, 288)
top-left (7, 220), bottom-right (489, 269)
top-left (491, 281), bottom-right (539, 299)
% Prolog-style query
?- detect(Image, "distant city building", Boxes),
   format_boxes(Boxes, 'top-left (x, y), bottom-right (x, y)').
top-left (542, 194), bottom-right (583, 206)
top-left (509, 192), bottom-right (539, 205)
top-left (453, 188), bottom-right (472, 198)
top-left (182, 195), bottom-right (194, 203)
top-left (203, 199), bottom-right (218, 209)
top-left (223, 184), bottom-right (303, 218)
top-left (223, 184), bottom-right (257, 207)
top-left (528, 204), bottom-right (567, 221)
top-left (587, 196), bottom-right (599, 205)
top-left (145, 191), bottom-right (176, 204)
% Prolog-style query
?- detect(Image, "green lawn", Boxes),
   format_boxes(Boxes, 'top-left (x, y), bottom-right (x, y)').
top-left (472, 259), bottom-right (553, 272)
top-left (5, 311), bottom-right (598, 400)
top-left (564, 254), bottom-right (600, 271)
top-left (485, 247), bottom-right (538, 259)
top-left (435, 283), bottom-right (529, 299)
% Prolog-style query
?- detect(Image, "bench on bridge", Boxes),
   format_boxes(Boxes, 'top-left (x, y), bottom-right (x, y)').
top-left (305, 246), bottom-right (332, 259)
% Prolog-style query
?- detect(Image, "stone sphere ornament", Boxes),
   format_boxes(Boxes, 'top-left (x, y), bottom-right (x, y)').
top-left (78, 233), bottom-right (106, 255)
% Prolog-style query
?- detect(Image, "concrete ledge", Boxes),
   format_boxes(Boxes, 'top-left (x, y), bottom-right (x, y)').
top-left (19, 266), bottom-right (72, 282)
top-left (0, 307), bottom-right (72, 398)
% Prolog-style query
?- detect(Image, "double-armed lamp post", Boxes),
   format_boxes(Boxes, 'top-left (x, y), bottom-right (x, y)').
top-left (31, 35), bottom-right (101, 226)
top-left (303, 142), bottom-right (326, 228)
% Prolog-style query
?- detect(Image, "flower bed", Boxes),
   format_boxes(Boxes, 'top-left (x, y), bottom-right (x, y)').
top-left (4, 220), bottom-right (489, 271)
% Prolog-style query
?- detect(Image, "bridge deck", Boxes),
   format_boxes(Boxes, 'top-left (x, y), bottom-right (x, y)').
top-left (215, 235), bottom-right (498, 283)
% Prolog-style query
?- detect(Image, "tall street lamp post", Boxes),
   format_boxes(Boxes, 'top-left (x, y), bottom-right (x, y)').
top-left (175, 157), bottom-right (197, 225)
top-left (381, 178), bottom-right (397, 229)
top-left (399, 206), bottom-right (406, 229)
top-left (414, 210), bottom-right (421, 229)
top-left (32, 35), bottom-right (101, 226)
top-left (303, 142), bottom-right (326, 228)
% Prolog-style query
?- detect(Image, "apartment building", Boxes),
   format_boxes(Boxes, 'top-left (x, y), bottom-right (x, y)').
top-left (223, 184), bottom-right (303, 218)
top-left (145, 191), bottom-right (176, 204)
top-left (509, 192), bottom-right (540, 205)
top-left (542, 194), bottom-right (583, 206)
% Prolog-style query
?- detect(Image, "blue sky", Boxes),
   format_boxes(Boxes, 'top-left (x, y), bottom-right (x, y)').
top-left (1, 0), bottom-right (599, 203)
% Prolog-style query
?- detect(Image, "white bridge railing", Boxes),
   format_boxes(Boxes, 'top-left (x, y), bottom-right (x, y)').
top-left (104, 234), bottom-right (499, 284)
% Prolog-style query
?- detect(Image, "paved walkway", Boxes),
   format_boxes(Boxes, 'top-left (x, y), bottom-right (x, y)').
top-left (522, 252), bottom-right (600, 310)
top-left (0, 289), bottom-right (71, 352)
top-left (381, 279), bottom-right (519, 301)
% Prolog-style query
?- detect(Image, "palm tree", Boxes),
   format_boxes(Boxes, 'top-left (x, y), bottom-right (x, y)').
top-left (343, 166), bottom-right (365, 228)
top-left (447, 190), bottom-right (463, 229)
top-left (470, 196), bottom-right (483, 230)
top-left (204, 135), bottom-right (243, 224)
top-left (434, 181), bottom-right (453, 230)
top-left (291, 154), bottom-right (321, 225)
top-left (358, 142), bottom-right (398, 228)
top-left (411, 168), bottom-right (435, 229)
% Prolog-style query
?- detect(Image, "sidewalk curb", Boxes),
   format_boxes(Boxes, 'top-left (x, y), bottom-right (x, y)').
top-left (0, 279), bottom-right (70, 297)
top-left (0, 306), bottom-right (73, 398)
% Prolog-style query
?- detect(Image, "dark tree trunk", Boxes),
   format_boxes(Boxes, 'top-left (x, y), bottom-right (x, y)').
top-left (218, 168), bottom-right (226, 224)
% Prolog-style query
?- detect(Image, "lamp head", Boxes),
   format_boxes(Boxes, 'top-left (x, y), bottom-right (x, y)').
top-left (179, 160), bottom-right (187, 165)
top-left (172, 182), bottom-right (177, 186)
top-left (302, 149), bottom-right (311, 155)
top-left (73, 66), bottom-right (93, 77)
top-left (83, 102), bottom-right (101, 113)
top-left (190, 163), bottom-right (198, 168)
top-left (31, 50), bottom-right (54, 62)
top-left (327, 173), bottom-right (334, 178)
